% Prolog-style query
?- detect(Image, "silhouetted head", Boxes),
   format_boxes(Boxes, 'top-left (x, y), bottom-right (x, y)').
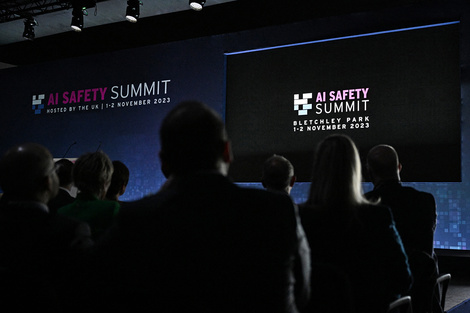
top-left (55, 158), bottom-right (74, 188)
top-left (73, 151), bottom-right (113, 199)
top-left (366, 144), bottom-right (401, 185)
top-left (262, 154), bottom-right (296, 194)
top-left (0, 143), bottom-right (58, 203)
top-left (159, 101), bottom-right (231, 177)
top-left (307, 134), bottom-right (366, 207)
top-left (105, 160), bottom-right (130, 201)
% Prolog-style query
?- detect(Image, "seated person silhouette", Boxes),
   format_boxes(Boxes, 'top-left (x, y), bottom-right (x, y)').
top-left (85, 101), bottom-right (311, 313)
top-left (365, 144), bottom-right (439, 313)
top-left (58, 151), bottom-right (119, 241)
top-left (0, 143), bottom-right (92, 312)
top-left (299, 134), bottom-right (411, 313)
top-left (48, 158), bottom-right (76, 214)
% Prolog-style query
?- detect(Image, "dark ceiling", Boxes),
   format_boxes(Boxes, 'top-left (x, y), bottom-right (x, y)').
top-left (0, 0), bottom-right (435, 66)
top-left (0, 0), bottom-right (234, 45)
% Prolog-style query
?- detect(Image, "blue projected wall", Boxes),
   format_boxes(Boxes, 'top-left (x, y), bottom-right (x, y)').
top-left (237, 181), bottom-right (469, 251)
top-left (0, 3), bottom-right (469, 251)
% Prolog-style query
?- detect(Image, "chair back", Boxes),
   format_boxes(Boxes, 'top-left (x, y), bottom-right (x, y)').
top-left (433, 273), bottom-right (451, 313)
top-left (387, 295), bottom-right (413, 313)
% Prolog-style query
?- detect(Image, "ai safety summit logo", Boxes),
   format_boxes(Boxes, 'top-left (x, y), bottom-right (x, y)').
top-left (293, 88), bottom-right (371, 133)
top-left (31, 80), bottom-right (171, 116)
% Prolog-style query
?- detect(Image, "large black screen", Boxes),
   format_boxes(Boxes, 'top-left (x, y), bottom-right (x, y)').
top-left (225, 22), bottom-right (461, 182)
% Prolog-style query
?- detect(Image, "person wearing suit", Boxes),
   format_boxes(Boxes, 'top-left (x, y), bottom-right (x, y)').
top-left (48, 158), bottom-right (76, 214)
top-left (0, 143), bottom-right (93, 313)
top-left (365, 144), bottom-right (439, 313)
top-left (105, 160), bottom-right (130, 205)
top-left (85, 101), bottom-right (311, 313)
top-left (299, 135), bottom-right (412, 313)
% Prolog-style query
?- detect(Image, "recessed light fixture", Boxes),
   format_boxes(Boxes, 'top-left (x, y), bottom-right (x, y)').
top-left (189, 0), bottom-right (206, 11)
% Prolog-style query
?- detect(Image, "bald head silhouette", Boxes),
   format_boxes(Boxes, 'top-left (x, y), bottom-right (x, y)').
top-left (0, 143), bottom-right (58, 203)
top-left (366, 144), bottom-right (402, 185)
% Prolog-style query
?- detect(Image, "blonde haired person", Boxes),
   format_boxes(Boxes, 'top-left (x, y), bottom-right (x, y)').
top-left (58, 151), bottom-right (119, 240)
top-left (299, 134), bottom-right (411, 313)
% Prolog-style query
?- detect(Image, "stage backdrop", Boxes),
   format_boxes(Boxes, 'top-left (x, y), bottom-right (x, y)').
top-left (0, 3), bottom-right (469, 251)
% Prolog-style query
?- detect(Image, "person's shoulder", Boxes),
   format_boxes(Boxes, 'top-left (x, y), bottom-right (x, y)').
top-left (367, 183), bottom-right (434, 200)
top-left (98, 199), bottom-right (120, 209)
top-left (395, 184), bottom-right (429, 196)
top-left (101, 199), bottom-right (120, 216)
top-left (50, 209), bottom-right (90, 232)
top-left (77, 198), bottom-right (120, 215)
top-left (224, 186), bottom-right (298, 222)
top-left (50, 213), bottom-right (93, 248)
top-left (399, 186), bottom-right (436, 204)
top-left (118, 189), bottom-right (178, 216)
top-left (50, 208), bottom-right (82, 224)
top-left (406, 187), bottom-right (434, 199)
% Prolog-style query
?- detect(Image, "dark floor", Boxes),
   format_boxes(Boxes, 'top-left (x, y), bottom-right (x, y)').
top-left (446, 279), bottom-right (470, 311)
top-left (436, 254), bottom-right (470, 311)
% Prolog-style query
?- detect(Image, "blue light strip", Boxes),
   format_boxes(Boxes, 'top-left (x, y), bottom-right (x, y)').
top-left (224, 21), bottom-right (460, 56)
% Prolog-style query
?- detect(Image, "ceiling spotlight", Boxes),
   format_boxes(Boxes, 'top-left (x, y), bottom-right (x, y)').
top-left (71, 5), bottom-right (85, 32)
top-left (126, 0), bottom-right (142, 23)
top-left (189, 0), bottom-right (205, 11)
top-left (23, 17), bottom-right (38, 40)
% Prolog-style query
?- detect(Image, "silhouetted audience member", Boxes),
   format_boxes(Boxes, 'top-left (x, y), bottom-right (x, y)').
top-left (48, 158), bottom-right (76, 214)
top-left (86, 101), bottom-right (310, 313)
top-left (365, 144), bottom-right (439, 313)
top-left (299, 134), bottom-right (411, 313)
top-left (105, 160), bottom-right (130, 204)
top-left (262, 154), bottom-right (296, 194)
top-left (58, 151), bottom-right (119, 241)
top-left (0, 143), bottom-right (92, 313)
